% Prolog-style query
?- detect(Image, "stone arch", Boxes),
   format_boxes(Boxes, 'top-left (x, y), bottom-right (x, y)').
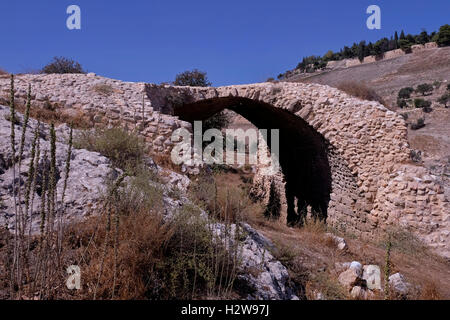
top-left (0, 74), bottom-right (446, 257)
top-left (145, 81), bottom-right (449, 256)
top-left (173, 96), bottom-right (333, 225)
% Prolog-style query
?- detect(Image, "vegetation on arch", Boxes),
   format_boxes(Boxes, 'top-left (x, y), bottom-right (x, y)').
top-left (173, 69), bottom-right (212, 87)
top-left (41, 56), bottom-right (86, 74)
top-left (173, 69), bottom-right (230, 132)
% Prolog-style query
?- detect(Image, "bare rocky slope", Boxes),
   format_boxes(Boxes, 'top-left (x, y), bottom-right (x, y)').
top-left (286, 46), bottom-right (450, 109)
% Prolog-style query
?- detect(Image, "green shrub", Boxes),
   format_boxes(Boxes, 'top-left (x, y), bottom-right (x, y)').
top-left (414, 98), bottom-right (431, 109)
top-left (74, 128), bottom-right (146, 172)
top-left (423, 106), bottom-right (433, 113)
top-left (415, 83), bottom-right (433, 96)
top-left (108, 169), bottom-right (163, 216)
top-left (203, 111), bottom-right (231, 133)
top-left (41, 56), bottom-right (86, 74)
top-left (398, 87), bottom-right (414, 99)
top-left (399, 39), bottom-right (413, 52)
top-left (437, 93), bottom-right (449, 107)
top-left (173, 69), bottom-right (211, 87)
top-left (173, 69), bottom-right (230, 132)
top-left (432, 81), bottom-right (442, 89)
top-left (397, 98), bottom-right (407, 108)
top-left (410, 118), bottom-right (425, 130)
top-left (162, 204), bottom-right (242, 299)
top-left (410, 150), bottom-right (422, 163)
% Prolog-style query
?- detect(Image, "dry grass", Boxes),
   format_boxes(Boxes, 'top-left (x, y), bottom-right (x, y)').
top-left (67, 189), bottom-right (241, 300)
top-left (418, 281), bottom-right (442, 300)
top-left (64, 210), bottom-right (172, 299)
top-left (74, 128), bottom-right (147, 173)
top-left (0, 95), bottom-right (91, 129)
top-left (150, 152), bottom-right (183, 173)
top-left (337, 81), bottom-right (386, 106)
top-left (260, 219), bottom-right (450, 300)
top-left (92, 84), bottom-right (114, 96)
top-left (213, 164), bottom-right (450, 300)
top-left (1, 168), bottom-right (243, 300)
top-left (189, 169), bottom-right (264, 224)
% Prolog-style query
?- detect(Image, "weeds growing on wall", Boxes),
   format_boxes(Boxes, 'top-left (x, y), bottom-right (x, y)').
top-left (74, 127), bottom-right (147, 174)
top-left (337, 81), bottom-right (386, 106)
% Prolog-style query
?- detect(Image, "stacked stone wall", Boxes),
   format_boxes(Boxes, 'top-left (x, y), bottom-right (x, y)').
top-left (0, 74), bottom-right (447, 257)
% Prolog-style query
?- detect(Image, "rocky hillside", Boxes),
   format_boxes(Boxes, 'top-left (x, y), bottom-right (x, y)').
top-left (286, 46), bottom-right (450, 109)
top-left (0, 104), bottom-right (299, 300)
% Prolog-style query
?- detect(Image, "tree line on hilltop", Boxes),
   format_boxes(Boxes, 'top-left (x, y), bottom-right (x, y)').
top-left (278, 24), bottom-right (450, 79)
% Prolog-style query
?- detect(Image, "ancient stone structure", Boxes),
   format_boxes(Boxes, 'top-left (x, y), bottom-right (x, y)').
top-left (0, 73), bottom-right (448, 258)
top-left (329, 42), bottom-right (437, 70)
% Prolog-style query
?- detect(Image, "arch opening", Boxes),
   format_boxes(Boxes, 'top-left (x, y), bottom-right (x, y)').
top-left (174, 97), bottom-right (332, 226)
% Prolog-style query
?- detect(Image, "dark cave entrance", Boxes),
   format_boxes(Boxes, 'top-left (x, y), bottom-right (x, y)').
top-left (174, 96), bottom-right (332, 226)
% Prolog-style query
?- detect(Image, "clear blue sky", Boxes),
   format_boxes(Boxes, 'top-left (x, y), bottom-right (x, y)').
top-left (1, 0), bottom-right (448, 86)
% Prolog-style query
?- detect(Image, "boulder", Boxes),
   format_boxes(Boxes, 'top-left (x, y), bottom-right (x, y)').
top-left (338, 268), bottom-right (364, 290)
top-left (389, 273), bottom-right (410, 295)
top-left (349, 261), bottom-right (363, 277)
top-left (0, 105), bottom-right (116, 232)
top-left (216, 223), bottom-right (299, 300)
top-left (362, 265), bottom-right (382, 290)
top-left (326, 233), bottom-right (348, 251)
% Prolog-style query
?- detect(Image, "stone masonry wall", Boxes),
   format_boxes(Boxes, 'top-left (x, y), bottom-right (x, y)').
top-left (145, 81), bottom-right (448, 257)
top-left (0, 74), bottom-right (448, 258)
top-left (0, 73), bottom-right (191, 156)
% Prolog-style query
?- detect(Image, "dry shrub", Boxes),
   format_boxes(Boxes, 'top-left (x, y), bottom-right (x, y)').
top-left (92, 84), bottom-right (114, 96)
top-left (61, 168), bottom-right (242, 300)
top-left (337, 81), bottom-right (386, 106)
top-left (189, 171), bottom-right (263, 224)
top-left (0, 68), bottom-right (9, 75)
top-left (273, 241), bottom-right (297, 266)
top-left (151, 152), bottom-right (182, 173)
top-left (74, 128), bottom-right (147, 172)
top-left (382, 228), bottom-right (429, 258)
top-left (302, 219), bottom-right (328, 234)
top-left (305, 272), bottom-right (347, 300)
top-left (299, 220), bottom-right (340, 251)
top-left (65, 209), bottom-right (173, 299)
top-left (419, 281), bottom-right (442, 300)
top-left (0, 96), bottom-right (91, 128)
top-left (66, 200), bottom-right (240, 299)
